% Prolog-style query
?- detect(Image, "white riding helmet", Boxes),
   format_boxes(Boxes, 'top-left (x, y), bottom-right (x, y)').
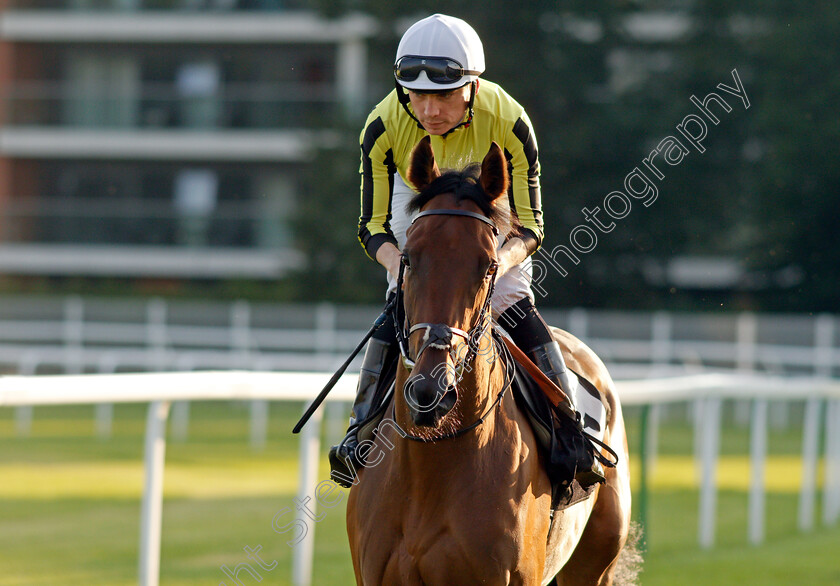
top-left (394, 14), bottom-right (485, 92)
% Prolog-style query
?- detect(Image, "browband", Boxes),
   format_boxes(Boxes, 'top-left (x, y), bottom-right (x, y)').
top-left (411, 209), bottom-right (499, 235)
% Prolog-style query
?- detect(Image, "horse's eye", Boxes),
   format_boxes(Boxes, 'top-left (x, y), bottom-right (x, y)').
top-left (401, 254), bottom-right (411, 269)
top-left (486, 261), bottom-right (498, 277)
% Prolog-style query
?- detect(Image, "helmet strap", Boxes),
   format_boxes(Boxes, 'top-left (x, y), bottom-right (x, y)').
top-left (395, 80), bottom-right (424, 129)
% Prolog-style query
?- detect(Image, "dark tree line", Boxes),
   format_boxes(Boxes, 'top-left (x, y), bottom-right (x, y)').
top-left (292, 1), bottom-right (840, 312)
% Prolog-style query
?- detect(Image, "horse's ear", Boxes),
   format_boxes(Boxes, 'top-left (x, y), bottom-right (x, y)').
top-left (480, 142), bottom-right (509, 202)
top-left (407, 136), bottom-right (441, 192)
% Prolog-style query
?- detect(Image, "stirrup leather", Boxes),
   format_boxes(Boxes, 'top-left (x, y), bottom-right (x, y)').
top-left (527, 341), bottom-right (606, 487)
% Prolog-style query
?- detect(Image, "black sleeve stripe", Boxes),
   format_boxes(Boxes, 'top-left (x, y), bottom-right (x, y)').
top-left (512, 117), bottom-right (542, 216)
top-left (359, 117), bottom-right (387, 242)
top-left (384, 147), bottom-right (396, 225)
top-left (513, 118), bottom-right (539, 173)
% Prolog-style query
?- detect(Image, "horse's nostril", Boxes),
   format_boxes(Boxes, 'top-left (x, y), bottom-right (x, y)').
top-left (406, 378), bottom-right (458, 427)
top-left (404, 375), bottom-right (447, 413)
top-left (438, 385), bottom-right (457, 413)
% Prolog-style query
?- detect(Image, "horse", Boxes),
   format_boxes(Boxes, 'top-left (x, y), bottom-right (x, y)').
top-left (346, 137), bottom-right (634, 585)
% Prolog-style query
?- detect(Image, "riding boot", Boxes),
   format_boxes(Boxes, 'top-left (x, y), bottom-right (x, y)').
top-left (527, 341), bottom-right (606, 487)
top-left (328, 337), bottom-right (391, 488)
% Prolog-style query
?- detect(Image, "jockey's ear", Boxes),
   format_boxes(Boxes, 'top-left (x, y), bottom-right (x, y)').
top-left (480, 142), bottom-right (509, 202)
top-left (407, 136), bottom-right (441, 192)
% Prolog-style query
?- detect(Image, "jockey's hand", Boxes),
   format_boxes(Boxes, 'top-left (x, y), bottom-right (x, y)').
top-left (496, 237), bottom-right (530, 277)
top-left (376, 242), bottom-right (403, 282)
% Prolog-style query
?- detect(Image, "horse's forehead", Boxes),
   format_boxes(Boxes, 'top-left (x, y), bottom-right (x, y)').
top-left (407, 194), bottom-right (490, 251)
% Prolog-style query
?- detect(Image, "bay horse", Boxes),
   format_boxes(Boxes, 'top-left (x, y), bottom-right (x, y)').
top-left (346, 137), bottom-right (634, 585)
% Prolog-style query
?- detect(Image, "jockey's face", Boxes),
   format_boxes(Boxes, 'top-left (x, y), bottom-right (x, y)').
top-left (407, 84), bottom-right (472, 135)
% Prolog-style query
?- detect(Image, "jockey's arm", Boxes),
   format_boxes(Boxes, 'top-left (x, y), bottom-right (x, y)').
top-left (376, 241), bottom-right (403, 281)
top-left (496, 237), bottom-right (529, 277)
top-left (497, 230), bottom-right (539, 277)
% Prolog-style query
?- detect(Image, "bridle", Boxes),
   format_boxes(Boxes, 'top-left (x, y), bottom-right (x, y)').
top-left (393, 208), bottom-right (499, 375)
top-left (390, 207), bottom-right (515, 442)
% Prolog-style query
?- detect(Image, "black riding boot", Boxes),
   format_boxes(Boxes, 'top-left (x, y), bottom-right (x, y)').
top-left (328, 337), bottom-right (391, 487)
top-left (527, 341), bottom-right (606, 487)
top-left (500, 298), bottom-right (605, 488)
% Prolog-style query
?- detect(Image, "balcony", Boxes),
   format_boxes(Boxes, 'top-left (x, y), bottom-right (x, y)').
top-left (0, 10), bottom-right (376, 126)
top-left (0, 10), bottom-right (377, 42)
top-left (0, 9), bottom-right (374, 279)
top-left (0, 78), bottom-right (344, 160)
top-left (0, 196), bottom-right (305, 278)
top-left (3, 79), bottom-right (342, 125)
top-left (2, 0), bottom-right (309, 11)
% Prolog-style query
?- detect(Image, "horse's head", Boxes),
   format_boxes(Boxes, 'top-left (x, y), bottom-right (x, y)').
top-left (397, 136), bottom-right (511, 430)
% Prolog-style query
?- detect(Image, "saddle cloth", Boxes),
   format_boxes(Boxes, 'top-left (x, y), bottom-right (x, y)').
top-left (501, 336), bottom-right (607, 445)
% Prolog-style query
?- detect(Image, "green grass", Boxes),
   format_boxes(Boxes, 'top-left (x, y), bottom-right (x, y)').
top-left (0, 402), bottom-right (838, 585)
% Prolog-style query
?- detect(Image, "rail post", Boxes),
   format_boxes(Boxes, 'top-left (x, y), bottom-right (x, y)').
top-left (748, 398), bottom-right (768, 545)
top-left (292, 402), bottom-right (324, 586)
top-left (139, 400), bottom-right (172, 586)
top-left (698, 396), bottom-right (721, 549)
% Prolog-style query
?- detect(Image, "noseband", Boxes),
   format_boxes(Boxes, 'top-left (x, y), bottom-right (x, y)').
top-left (393, 208), bottom-right (500, 375)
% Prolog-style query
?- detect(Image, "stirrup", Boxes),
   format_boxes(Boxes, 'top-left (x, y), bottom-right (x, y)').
top-left (329, 429), bottom-right (362, 488)
top-left (530, 342), bottom-right (606, 486)
top-left (576, 459), bottom-right (606, 487)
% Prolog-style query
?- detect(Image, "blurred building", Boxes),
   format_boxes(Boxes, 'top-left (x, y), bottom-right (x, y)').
top-left (0, 0), bottom-right (375, 279)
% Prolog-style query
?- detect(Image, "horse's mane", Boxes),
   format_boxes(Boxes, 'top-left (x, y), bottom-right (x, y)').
top-left (406, 164), bottom-right (520, 236)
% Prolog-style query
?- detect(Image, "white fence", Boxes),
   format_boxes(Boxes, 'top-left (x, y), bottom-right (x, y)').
top-left (1, 297), bottom-right (838, 379)
top-left (1, 370), bottom-right (839, 586)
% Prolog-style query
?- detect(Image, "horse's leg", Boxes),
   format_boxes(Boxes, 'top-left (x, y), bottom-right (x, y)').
top-left (556, 464), bottom-right (631, 585)
top-left (544, 328), bottom-right (633, 585)
top-left (554, 411), bottom-right (632, 585)
top-left (552, 477), bottom-right (628, 585)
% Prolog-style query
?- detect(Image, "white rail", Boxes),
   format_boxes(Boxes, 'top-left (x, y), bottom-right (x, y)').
top-left (0, 298), bottom-right (837, 378)
top-left (1, 371), bottom-right (839, 585)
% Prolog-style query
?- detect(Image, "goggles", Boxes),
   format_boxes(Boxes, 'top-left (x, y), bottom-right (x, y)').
top-left (394, 56), bottom-right (481, 85)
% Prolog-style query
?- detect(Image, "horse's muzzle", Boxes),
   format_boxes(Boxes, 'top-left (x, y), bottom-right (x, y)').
top-left (404, 375), bottom-right (458, 428)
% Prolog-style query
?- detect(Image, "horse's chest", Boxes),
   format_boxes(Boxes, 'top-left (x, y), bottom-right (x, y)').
top-left (352, 438), bottom-right (549, 584)
top-left (378, 502), bottom-right (533, 585)
top-left (385, 530), bottom-right (519, 586)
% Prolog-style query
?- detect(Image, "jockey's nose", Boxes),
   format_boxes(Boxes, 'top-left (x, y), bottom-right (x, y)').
top-left (421, 97), bottom-right (439, 117)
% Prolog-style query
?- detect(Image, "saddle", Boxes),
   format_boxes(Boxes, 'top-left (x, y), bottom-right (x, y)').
top-left (354, 333), bottom-right (616, 511)
top-left (506, 347), bottom-right (608, 510)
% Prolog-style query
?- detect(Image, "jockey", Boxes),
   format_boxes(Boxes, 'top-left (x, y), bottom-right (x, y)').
top-left (330, 13), bottom-right (604, 488)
